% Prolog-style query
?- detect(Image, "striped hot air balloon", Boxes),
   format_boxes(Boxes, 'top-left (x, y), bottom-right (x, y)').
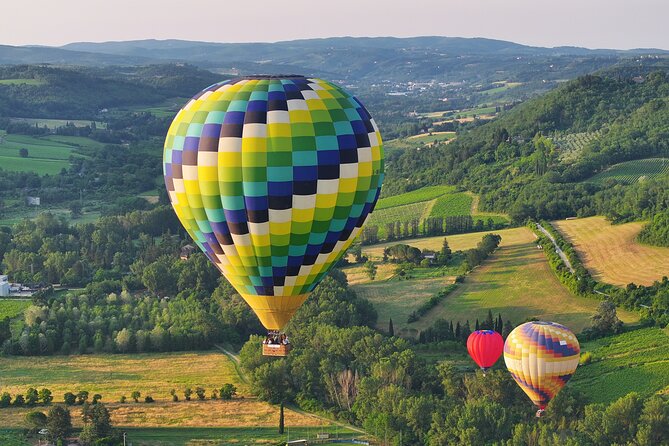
top-left (503, 321), bottom-right (580, 416)
top-left (163, 75), bottom-right (384, 332)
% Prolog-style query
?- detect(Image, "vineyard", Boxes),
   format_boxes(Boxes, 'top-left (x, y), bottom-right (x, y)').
top-left (571, 327), bottom-right (669, 404)
top-left (586, 158), bottom-right (669, 184)
top-left (429, 192), bottom-right (472, 217)
top-left (552, 130), bottom-right (602, 163)
top-left (375, 185), bottom-right (455, 210)
top-left (368, 201), bottom-right (431, 229)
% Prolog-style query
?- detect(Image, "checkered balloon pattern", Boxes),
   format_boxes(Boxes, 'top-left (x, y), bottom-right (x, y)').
top-left (163, 76), bottom-right (384, 329)
top-left (503, 321), bottom-right (580, 410)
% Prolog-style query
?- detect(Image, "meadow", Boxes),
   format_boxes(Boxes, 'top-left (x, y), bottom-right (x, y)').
top-left (586, 157), bottom-right (669, 184)
top-left (572, 327), bottom-right (669, 404)
top-left (552, 216), bottom-right (669, 286)
top-left (0, 350), bottom-right (365, 444)
top-left (370, 227), bottom-right (638, 334)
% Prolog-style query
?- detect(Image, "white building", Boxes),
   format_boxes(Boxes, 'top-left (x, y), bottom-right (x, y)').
top-left (0, 275), bottom-right (9, 297)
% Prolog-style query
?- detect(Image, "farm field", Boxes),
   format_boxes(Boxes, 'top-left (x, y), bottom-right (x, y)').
top-left (0, 351), bottom-right (354, 436)
top-left (0, 300), bottom-right (31, 320)
top-left (8, 117), bottom-right (106, 129)
top-left (552, 130), bottom-right (601, 163)
top-left (0, 79), bottom-right (46, 86)
top-left (552, 216), bottom-right (669, 286)
top-left (571, 327), bottom-right (669, 404)
top-left (361, 226), bottom-right (532, 261)
top-left (369, 185), bottom-right (508, 238)
top-left (406, 227), bottom-right (639, 333)
top-left (586, 158), bottom-right (669, 184)
top-left (353, 276), bottom-right (455, 336)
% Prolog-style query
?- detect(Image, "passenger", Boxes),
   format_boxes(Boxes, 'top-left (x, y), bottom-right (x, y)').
top-left (282, 335), bottom-right (290, 345)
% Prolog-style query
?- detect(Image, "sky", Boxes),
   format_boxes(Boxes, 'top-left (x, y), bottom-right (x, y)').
top-left (2, 0), bottom-right (667, 50)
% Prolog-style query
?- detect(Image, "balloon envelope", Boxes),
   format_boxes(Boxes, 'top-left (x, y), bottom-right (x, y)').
top-left (467, 330), bottom-right (504, 371)
top-left (503, 321), bottom-right (580, 410)
top-left (163, 75), bottom-right (384, 329)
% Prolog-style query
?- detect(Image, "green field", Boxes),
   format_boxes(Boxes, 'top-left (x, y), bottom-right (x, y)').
top-left (0, 300), bottom-right (31, 320)
top-left (572, 327), bottom-right (669, 404)
top-left (429, 192), bottom-right (473, 217)
top-left (0, 79), bottom-right (46, 86)
top-left (404, 228), bottom-right (639, 333)
top-left (479, 82), bottom-right (522, 95)
top-left (376, 185), bottom-right (455, 210)
top-left (586, 158), bottom-right (669, 184)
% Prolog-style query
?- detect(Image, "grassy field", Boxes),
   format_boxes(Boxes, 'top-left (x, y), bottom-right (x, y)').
top-left (552, 216), bottom-right (669, 287)
top-left (586, 158), bottom-right (669, 184)
top-left (8, 117), bottom-right (106, 129)
top-left (572, 327), bottom-right (669, 404)
top-left (402, 227), bottom-right (638, 333)
top-left (0, 351), bottom-right (352, 434)
top-left (0, 79), bottom-right (46, 86)
top-left (354, 276), bottom-right (456, 336)
top-left (361, 226), bottom-right (532, 261)
top-left (0, 132), bottom-right (78, 174)
top-left (0, 300), bottom-right (31, 319)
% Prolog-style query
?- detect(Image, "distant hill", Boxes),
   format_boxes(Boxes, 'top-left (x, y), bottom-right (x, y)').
top-left (0, 37), bottom-right (665, 84)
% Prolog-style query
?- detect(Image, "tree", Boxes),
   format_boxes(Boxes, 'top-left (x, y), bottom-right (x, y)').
top-left (63, 392), bottom-right (76, 405)
top-left (76, 390), bottom-right (89, 405)
top-left (25, 387), bottom-right (39, 406)
top-left (219, 384), bottom-right (237, 400)
top-left (170, 389), bottom-right (178, 402)
top-left (39, 388), bottom-right (53, 405)
top-left (0, 392), bottom-right (11, 407)
top-left (80, 402), bottom-right (113, 444)
top-left (115, 328), bottom-right (133, 353)
top-left (46, 405), bottom-right (72, 442)
top-left (364, 261), bottom-right (377, 281)
top-left (14, 394), bottom-right (25, 406)
top-left (184, 388), bottom-right (193, 401)
top-left (195, 387), bottom-right (206, 400)
top-left (69, 201), bottom-right (83, 218)
top-left (25, 410), bottom-right (47, 433)
top-left (131, 391), bottom-right (141, 403)
top-left (590, 301), bottom-right (623, 335)
top-left (92, 393), bottom-right (102, 404)
top-left (145, 395), bottom-right (155, 403)
top-left (19, 148), bottom-right (29, 158)
top-left (279, 401), bottom-right (285, 434)
top-left (388, 318), bottom-right (395, 336)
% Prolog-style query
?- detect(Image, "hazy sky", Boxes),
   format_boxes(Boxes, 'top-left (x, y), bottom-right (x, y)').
top-left (2, 0), bottom-right (667, 50)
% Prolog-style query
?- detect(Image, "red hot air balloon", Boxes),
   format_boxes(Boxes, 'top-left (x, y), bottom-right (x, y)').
top-left (467, 330), bottom-right (504, 373)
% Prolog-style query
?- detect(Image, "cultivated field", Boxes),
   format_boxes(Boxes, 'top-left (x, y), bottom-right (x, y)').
top-left (361, 226), bottom-right (532, 260)
top-left (405, 227), bottom-right (638, 333)
top-left (586, 158), bottom-right (669, 184)
top-left (552, 216), bottom-right (669, 286)
top-left (552, 130), bottom-right (602, 163)
top-left (0, 350), bottom-right (365, 444)
top-left (572, 327), bottom-right (669, 404)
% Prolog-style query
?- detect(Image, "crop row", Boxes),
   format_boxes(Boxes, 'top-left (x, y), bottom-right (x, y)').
top-left (375, 185), bottom-right (455, 211)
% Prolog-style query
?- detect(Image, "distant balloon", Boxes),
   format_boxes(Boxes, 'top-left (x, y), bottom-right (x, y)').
top-left (467, 330), bottom-right (503, 372)
top-left (163, 75), bottom-right (384, 330)
top-left (503, 321), bottom-right (580, 416)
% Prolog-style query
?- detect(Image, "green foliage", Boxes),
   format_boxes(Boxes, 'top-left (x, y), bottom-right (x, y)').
top-left (219, 384), bottom-right (237, 400)
top-left (46, 405), bottom-right (72, 442)
top-left (429, 193), bottom-right (473, 218)
top-left (638, 210), bottom-right (669, 247)
top-left (587, 157), bottom-right (669, 185)
top-left (376, 186), bottom-right (455, 210)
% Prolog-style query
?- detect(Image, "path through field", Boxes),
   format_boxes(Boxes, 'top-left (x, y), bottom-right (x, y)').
top-left (553, 216), bottom-right (669, 286)
top-left (408, 227), bottom-right (638, 332)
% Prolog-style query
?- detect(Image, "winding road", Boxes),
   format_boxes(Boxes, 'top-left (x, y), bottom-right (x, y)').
top-left (536, 223), bottom-right (576, 273)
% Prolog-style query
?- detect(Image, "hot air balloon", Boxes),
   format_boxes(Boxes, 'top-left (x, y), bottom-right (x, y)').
top-left (163, 75), bottom-right (384, 355)
top-left (467, 330), bottom-right (503, 373)
top-left (503, 321), bottom-right (580, 416)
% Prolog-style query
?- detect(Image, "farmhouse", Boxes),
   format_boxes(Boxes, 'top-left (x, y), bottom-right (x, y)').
top-left (25, 196), bottom-right (41, 206)
top-left (180, 244), bottom-right (197, 260)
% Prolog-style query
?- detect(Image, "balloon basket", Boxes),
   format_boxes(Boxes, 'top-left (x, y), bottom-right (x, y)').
top-left (262, 331), bottom-right (291, 357)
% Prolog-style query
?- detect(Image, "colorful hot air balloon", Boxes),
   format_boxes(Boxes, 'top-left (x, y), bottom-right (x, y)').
top-left (163, 75), bottom-right (384, 332)
top-left (467, 330), bottom-right (504, 372)
top-left (503, 321), bottom-right (580, 416)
